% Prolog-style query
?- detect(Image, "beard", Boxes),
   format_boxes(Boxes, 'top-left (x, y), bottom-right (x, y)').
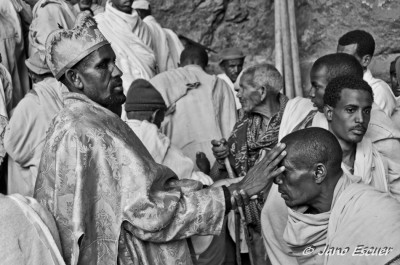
top-left (101, 93), bottom-right (126, 107)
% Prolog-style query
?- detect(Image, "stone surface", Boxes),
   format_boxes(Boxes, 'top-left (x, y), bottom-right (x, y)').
top-left (149, 0), bottom-right (400, 92)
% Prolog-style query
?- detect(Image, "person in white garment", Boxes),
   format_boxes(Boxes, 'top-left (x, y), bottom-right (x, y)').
top-left (132, 0), bottom-right (184, 72)
top-left (217, 47), bottom-right (245, 110)
top-left (337, 29), bottom-right (396, 117)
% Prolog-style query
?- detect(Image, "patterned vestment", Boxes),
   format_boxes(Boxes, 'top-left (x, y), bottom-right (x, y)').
top-left (34, 92), bottom-right (225, 265)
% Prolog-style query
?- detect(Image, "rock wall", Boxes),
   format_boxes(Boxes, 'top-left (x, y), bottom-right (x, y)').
top-left (149, 0), bottom-right (400, 93)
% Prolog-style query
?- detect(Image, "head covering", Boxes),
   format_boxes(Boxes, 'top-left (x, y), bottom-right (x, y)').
top-left (125, 79), bottom-right (166, 112)
top-left (218, 47), bottom-right (245, 64)
top-left (45, 13), bottom-right (109, 80)
top-left (25, 51), bottom-right (52, 75)
top-left (131, 0), bottom-right (150, 9)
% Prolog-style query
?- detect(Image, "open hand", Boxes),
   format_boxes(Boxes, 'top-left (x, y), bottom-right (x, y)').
top-left (229, 143), bottom-right (287, 197)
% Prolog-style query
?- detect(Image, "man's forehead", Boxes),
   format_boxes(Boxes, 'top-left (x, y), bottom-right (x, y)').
top-left (337, 43), bottom-right (357, 55)
top-left (93, 45), bottom-right (115, 62)
top-left (310, 65), bottom-right (328, 80)
top-left (337, 88), bottom-right (373, 106)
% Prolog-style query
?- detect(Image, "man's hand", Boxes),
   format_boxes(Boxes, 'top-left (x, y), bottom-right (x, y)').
top-left (228, 143), bottom-right (286, 197)
top-left (212, 177), bottom-right (243, 188)
top-left (196, 152), bottom-right (211, 175)
top-left (211, 138), bottom-right (229, 163)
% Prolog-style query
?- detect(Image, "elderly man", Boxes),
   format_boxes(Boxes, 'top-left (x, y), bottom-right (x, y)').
top-left (4, 53), bottom-right (67, 196)
top-left (0, 0), bottom-right (30, 108)
top-left (337, 30), bottom-right (396, 117)
top-left (150, 45), bottom-right (237, 168)
top-left (217, 47), bottom-right (245, 110)
top-left (95, 0), bottom-right (156, 93)
top-left (132, 0), bottom-right (184, 72)
top-left (125, 78), bottom-right (213, 185)
top-left (211, 63), bottom-right (288, 264)
top-left (34, 14), bottom-right (284, 265)
top-left (264, 53), bottom-right (400, 265)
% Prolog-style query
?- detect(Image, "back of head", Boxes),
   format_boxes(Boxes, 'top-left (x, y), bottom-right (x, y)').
top-left (312, 53), bottom-right (363, 83)
top-left (324, 76), bottom-right (373, 108)
top-left (338, 30), bottom-right (375, 58)
top-left (240, 63), bottom-right (283, 95)
top-left (180, 45), bottom-right (208, 69)
top-left (281, 127), bottom-right (342, 173)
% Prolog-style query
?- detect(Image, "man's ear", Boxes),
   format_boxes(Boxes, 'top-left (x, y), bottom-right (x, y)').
top-left (360, 54), bottom-right (371, 68)
top-left (65, 69), bottom-right (84, 90)
top-left (313, 163), bottom-right (327, 184)
top-left (323, 105), bottom-right (333, 121)
top-left (260, 86), bottom-right (268, 101)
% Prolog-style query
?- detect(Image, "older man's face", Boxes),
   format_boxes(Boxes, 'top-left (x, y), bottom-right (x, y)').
top-left (274, 153), bottom-right (320, 209)
top-left (78, 45), bottom-right (126, 108)
top-left (221, 58), bottom-right (244, 83)
top-left (236, 74), bottom-right (262, 113)
top-left (111, 0), bottom-right (133, 13)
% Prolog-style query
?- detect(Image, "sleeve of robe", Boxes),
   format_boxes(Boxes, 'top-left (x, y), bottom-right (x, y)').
top-left (212, 77), bottom-right (238, 139)
top-left (34, 105), bottom-right (225, 264)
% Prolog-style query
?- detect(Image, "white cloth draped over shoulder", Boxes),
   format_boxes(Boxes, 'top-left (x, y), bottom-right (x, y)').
top-left (325, 183), bottom-right (400, 265)
top-left (364, 69), bottom-right (396, 117)
top-left (4, 77), bottom-right (66, 196)
top-left (143, 15), bottom-right (178, 73)
top-left (0, 194), bottom-right (65, 265)
top-left (164, 28), bottom-right (184, 69)
top-left (283, 173), bottom-right (356, 265)
top-left (126, 119), bottom-right (213, 186)
top-left (95, 3), bottom-right (156, 93)
top-left (150, 65), bottom-right (237, 168)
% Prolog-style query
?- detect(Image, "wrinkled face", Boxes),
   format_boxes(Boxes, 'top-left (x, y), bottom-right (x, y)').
top-left (236, 74), bottom-right (262, 113)
top-left (309, 65), bottom-right (329, 112)
top-left (274, 154), bottom-right (320, 208)
top-left (78, 45), bottom-right (126, 108)
top-left (328, 88), bottom-right (372, 145)
top-left (221, 58), bottom-right (244, 83)
top-left (111, 0), bottom-right (133, 13)
top-left (79, 0), bottom-right (93, 10)
top-left (390, 62), bottom-right (400, 97)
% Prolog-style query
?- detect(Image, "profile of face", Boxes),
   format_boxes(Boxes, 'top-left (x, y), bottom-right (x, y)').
top-left (309, 65), bottom-right (329, 113)
top-left (325, 88), bottom-right (372, 145)
top-left (221, 58), bottom-right (244, 83)
top-left (111, 0), bottom-right (133, 13)
top-left (274, 153), bottom-right (321, 209)
top-left (236, 74), bottom-right (263, 113)
top-left (76, 45), bottom-right (126, 108)
top-left (390, 61), bottom-right (400, 97)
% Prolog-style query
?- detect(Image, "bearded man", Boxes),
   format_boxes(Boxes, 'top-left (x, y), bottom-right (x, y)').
top-left (34, 14), bottom-right (285, 265)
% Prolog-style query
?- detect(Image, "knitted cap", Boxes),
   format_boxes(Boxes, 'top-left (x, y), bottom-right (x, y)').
top-left (45, 13), bottom-right (109, 80)
top-left (125, 79), bottom-right (166, 112)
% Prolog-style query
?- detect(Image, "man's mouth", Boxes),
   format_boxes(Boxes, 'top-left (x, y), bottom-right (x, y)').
top-left (351, 127), bottom-right (366, 135)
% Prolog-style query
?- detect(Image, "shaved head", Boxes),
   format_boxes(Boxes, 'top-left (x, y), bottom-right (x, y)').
top-left (281, 127), bottom-right (342, 172)
top-left (180, 45), bottom-right (208, 69)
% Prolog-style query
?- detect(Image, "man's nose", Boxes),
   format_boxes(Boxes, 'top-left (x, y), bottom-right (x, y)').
top-left (273, 174), bottom-right (283, 185)
top-left (112, 63), bottom-right (123, 77)
top-left (308, 86), bottom-right (315, 98)
top-left (355, 110), bottom-right (364, 123)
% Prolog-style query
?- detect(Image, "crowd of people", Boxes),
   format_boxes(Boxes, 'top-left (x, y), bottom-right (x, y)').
top-left (1, 0), bottom-right (400, 265)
